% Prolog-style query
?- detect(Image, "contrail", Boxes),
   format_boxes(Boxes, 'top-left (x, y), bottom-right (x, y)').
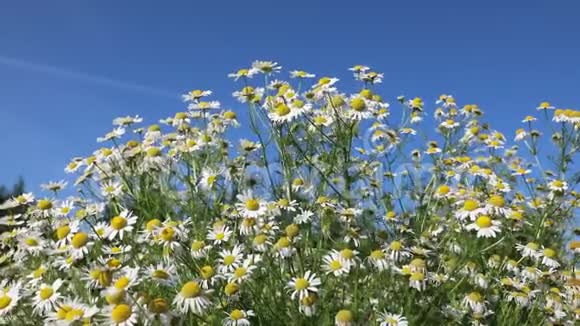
top-left (0, 55), bottom-right (179, 99)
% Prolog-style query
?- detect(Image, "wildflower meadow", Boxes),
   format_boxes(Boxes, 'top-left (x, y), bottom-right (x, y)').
top-left (0, 61), bottom-right (578, 325)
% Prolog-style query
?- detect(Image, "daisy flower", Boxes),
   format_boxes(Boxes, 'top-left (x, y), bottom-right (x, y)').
top-left (32, 279), bottom-right (63, 315)
top-left (466, 215), bottom-right (502, 238)
top-left (455, 199), bottom-right (482, 221)
top-left (287, 270), bottom-right (321, 300)
top-left (322, 251), bottom-right (351, 276)
top-left (515, 242), bottom-right (541, 259)
top-left (46, 299), bottom-right (99, 325)
top-left (367, 249), bottom-right (389, 271)
top-left (536, 101), bottom-right (555, 110)
top-left (228, 258), bottom-right (258, 284)
top-left (106, 210), bottom-right (138, 240)
top-left (182, 89), bottom-right (212, 102)
top-left (173, 281), bottom-right (212, 315)
top-left (236, 191), bottom-right (267, 218)
top-left (191, 240), bottom-right (211, 259)
top-left (539, 248), bottom-right (560, 268)
top-left (547, 179), bottom-right (567, 192)
top-left (251, 60), bottom-right (281, 75)
top-left (146, 263), bottom-right (176, 285)
top-left (70, 231), bottom-right (94, 259)
top-left (207, 225), bottom-right (233, 245)
top-left (218, 245), bottom-right (245, 274)
top-left (102, 303), bottom-right (138, 326)
top-left (223, 309), bottom-right (255, 326)
top-left (462, 291), bottom-right (486, 313)
top-left (0, 282), bottom-right (21, 316)
top-left (335, 309), bottom-right (354, 326)
top-left (377, 311), bottom-right (408, 326)
top-left (290, 70), bottom-right (315, 78)
top-left (409, 271), bottom-right (427, 291)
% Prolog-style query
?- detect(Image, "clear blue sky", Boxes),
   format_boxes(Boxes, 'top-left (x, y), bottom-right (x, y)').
top-left (1, 0), bottom-right (579, 193)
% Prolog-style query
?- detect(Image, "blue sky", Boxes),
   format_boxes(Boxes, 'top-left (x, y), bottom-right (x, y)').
top-left (1, 0), bottom-right (579, 194)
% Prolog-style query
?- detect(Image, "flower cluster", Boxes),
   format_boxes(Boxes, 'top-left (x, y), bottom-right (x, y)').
top-left (0, 60), bottom-right (579, 325)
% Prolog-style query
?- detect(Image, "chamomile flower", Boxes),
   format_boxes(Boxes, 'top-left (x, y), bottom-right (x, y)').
top-left (236, 191), bottom-right (267, 218)
top-left (223, 309), bottom-right (255, 326)
top-left (218, 245), bottom-right (244, 274)
top-left (322, 251), bottom-right (351, 276)
top-left (377, 311), bottom-right (408, 326)
top-left (207, 225), bottom-right (233, 245)
top-left (547, 179), bottom-right (568, 192)
top-left (102, 303), bottom-right (139, 326)
top-left (466, 215), bottom-right (501, 238)
top-left (173, 280), bottom-right (212, 315)
top-left (462, 291), bottom-right (487, 313)
top-left (0, 283), bottom-right (21, 316)
top-left (287, 271), bottom-right (321, 300)
top-left (106, 210), bottom-right (138, 240)
top-left (32, 279), bottom-right (63, 315)
top-left (539, 248), bottom-right (560, 268)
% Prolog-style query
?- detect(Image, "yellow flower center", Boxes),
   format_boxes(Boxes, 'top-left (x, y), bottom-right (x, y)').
top-left (329, 260), bottom-right (343, 271)
top-left (65, 309), bottom-right (84, 321)
top-left (111, 216), bottom-right (128, 230)
top-left (335, 310), bottom-right (353, 322)
top-left (200, 265), bottom-right (214, 279)
top-left (71, 232), bottom-right (89, 248)
top-left (25, 238), bottom-right (39, 246)
top-left (234, 267), bottom-right (247, 278)
top-left (292, 99), bottom-right (305, 108)
top-left (489, 195), bottom-right (505, 207)
top-left (174, 112), bottom-right (187, 120)
top-left (330, 95), bottom-right (345, 107)
top-left (370, 250), bottom-right (384, 260)
top-left (181, 281), bottom-right (201, 298)
top-left (245, 199), bottom-right (260, 211)
top-left (390, 241), bottom-right (402, 251)
top-left (105, 289), bottom-right (125, 305)
top-left (410, 272), bottom-right (425, 281)
top-left (39, 287), bottom-right (54, 300)
top-left (0, 295), bottom-right (12, 309)
top-left (152, 269), bottom-right (169, 279)
top-left (437, 185), bottom-right (450, 195)
top-left (543, 248), bottom-right (556, 258)
top-left (160, 227), bottom-right (175, 241)
top-left (340, 249), bottom-right (354, 259)
top-left (224, 282), bottom-right (239, 296)
top-left (148, 298), bottom-right (169, 314)
top-left (463, 199), bottom-right (479, 211)
top-left (230, 309), bottom-right (245, 320)
top-left (56, 225), bottom-right (71, 240)
top-left (37, 199), bottom-right (53, 210)
top-left (215, 232), bottom-right (225, 240)
top-left (223, 111), bottom-right (237, 119)
top-left (223, 255), bottom-right (235, 266)
top-left (111, 304), bottom-right (132, 323)
top-left (468, 292), bottom-right (483, 302)
top-left (114, 276), bottom-right (130, 289)
top-left (359, 89), bottom-right (373, 99)
top-left (350, 98), bottom-right (366, 112)
top-left (275, 237), bottom-right (291, 248)
top-left (475, 215), bottom-right (492, 228)
top-left (254, 234), bottom-right (267, 245)
top-left (33, 267), bottom-right (46, 279)
top-left (146, 147), bottom-right (161, 157)
top-left (191, 240), bottom-right (205, 251)
top-left (285, 224), bottom-right (299, 237)
top-left (275, 104), bottom-right (291, 116)
top-left (295, 278), bottom-right (310, 290)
